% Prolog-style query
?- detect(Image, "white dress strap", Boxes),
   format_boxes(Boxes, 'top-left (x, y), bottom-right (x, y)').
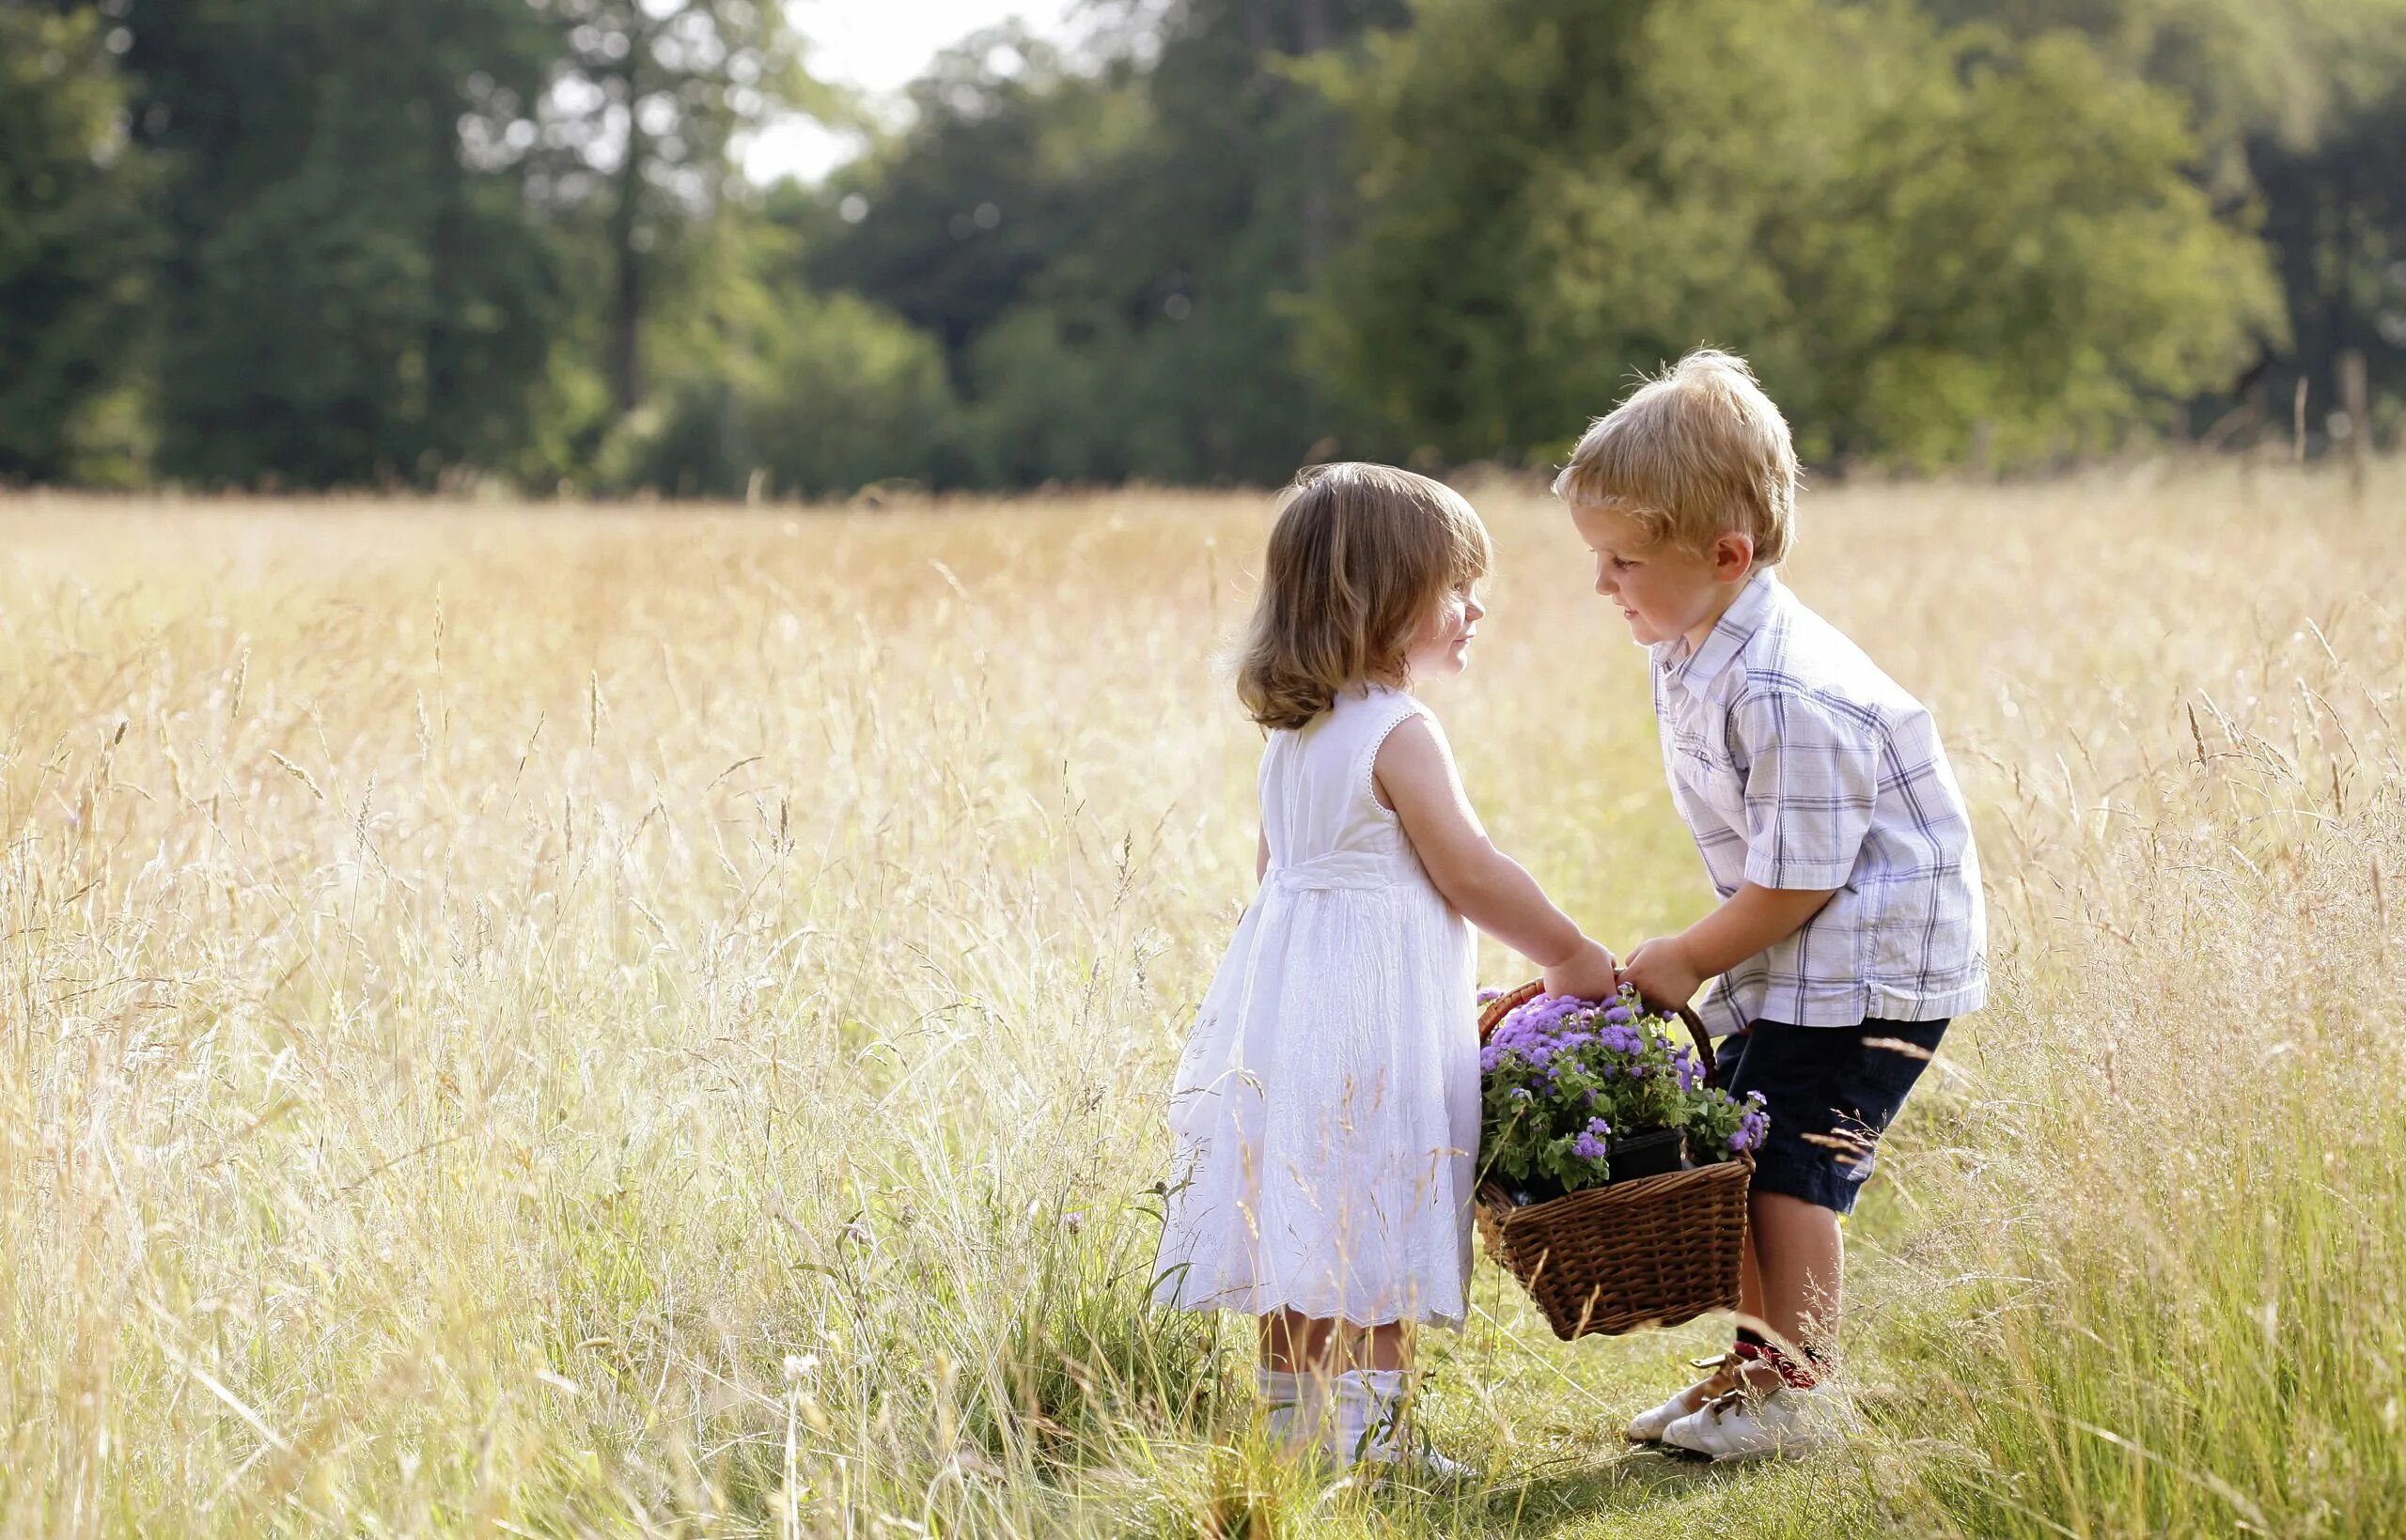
top-left (1350, 688), bottom-right (1427, 821)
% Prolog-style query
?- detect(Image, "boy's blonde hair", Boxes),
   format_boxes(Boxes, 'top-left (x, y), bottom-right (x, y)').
top-left (1552, 349), bottom-right (1797, 566)
top-left (1237, 462), bottom-right (1492, 732)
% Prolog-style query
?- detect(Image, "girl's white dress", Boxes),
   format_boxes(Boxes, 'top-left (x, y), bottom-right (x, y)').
top-left (1154, 684), bottom-right (1479, 1329)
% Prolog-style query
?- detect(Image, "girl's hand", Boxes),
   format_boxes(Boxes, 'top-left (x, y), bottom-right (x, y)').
top-left (1541, 937), bottom-right (1619, 1003)
top-left (1617, 936), bottom-right (1705, 1009)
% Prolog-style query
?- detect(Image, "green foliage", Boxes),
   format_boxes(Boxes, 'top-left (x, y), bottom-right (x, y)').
top-left (1800, 27), bottom-right (2287, 464)
top-left (122, 0), bottom-right (570, 487)
top-left (1307, 0), bottom-right (2281, 468)
top-left (597, 233), bottom-right (964, 498)
top-left (1920, 0), bottom-right (2406, 453)
top-left (538, 0), bottom-right (821, 417)
top-left (0, 0), bottom-right (2398, 490)
top-left (810, 3), bottom-right (1403, 487)
top-left (0, 5), bottom-right (151, 484)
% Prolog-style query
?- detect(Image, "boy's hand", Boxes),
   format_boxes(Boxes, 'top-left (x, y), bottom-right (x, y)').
top-left (1541, 937), bottom-right (1619, 1002)
top-left (1617, 936), bottom-right (1705, 1011)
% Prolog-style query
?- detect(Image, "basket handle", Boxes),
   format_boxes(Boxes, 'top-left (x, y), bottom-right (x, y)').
top-left (1477, 979), bottom-right (1725, 1090)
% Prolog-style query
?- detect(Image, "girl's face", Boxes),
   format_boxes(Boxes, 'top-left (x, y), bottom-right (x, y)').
top-left (1404, 582), bottom-right (1485, 680)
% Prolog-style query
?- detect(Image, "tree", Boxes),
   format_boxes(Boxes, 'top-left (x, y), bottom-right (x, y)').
top-left (2254, 86), bottom-right (2406, 440)
top-left (593, 202), bottom-right (964, 497)
top-left (119, 0), bottom-right (570, 486)
top-left (0, 3), bottom-right (151, 483)
top-left (1305, 0), bottom-right (2281, 468)
top-left (1917, 0), bottom-right (2406, 443)
top-left (530, 0), bottom-right (818, 416)
top-left (810, 1), bottom-right (1406, 487)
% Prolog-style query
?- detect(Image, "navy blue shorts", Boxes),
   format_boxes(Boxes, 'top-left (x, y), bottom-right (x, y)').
top-left (1712, 1018), bottom-right (1948, 1215)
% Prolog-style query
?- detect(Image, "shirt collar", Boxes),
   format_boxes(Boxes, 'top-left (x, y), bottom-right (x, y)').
top-left (1652, 568), bottom-right (1783, 699)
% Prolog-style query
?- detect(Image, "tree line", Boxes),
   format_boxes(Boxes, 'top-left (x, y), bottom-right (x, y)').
top-left (3, 0), bottom-right (2401, 495)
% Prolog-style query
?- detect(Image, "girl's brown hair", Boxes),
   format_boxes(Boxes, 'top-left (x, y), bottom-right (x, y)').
top-left (1236, 463), bottom-right (1493, 731)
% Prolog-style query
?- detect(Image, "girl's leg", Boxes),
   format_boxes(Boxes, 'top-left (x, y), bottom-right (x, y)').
top-left (1257, 1310), bottom-right (1334, 1453)
top-left (1323, 1320), bottom-right (1438, 1468)
top-left (1259, 1308), bottom-right (1320, 1374)
top-left (1258, 1314), bottom-right (1414, 1376)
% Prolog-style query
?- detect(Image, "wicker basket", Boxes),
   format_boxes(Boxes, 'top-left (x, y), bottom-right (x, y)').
top-left (1474, 980), bottom-right (1752, 1340)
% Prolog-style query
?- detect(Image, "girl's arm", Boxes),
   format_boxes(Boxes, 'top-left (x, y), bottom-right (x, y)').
top-left (1374, 715), bottom-right (1617, 993)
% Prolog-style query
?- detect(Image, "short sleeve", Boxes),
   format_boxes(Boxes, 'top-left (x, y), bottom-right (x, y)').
top-left (1727, 689), bottom-right (1879, 890)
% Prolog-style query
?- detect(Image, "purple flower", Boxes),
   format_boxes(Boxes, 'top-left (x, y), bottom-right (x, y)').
top-left (1572, 1131), bottom-right (1608, 1161)
top-left (1586, 1116), bottom-right (1611, 1138)
top-left (1509, 1087), bottom-right (1532, 1101)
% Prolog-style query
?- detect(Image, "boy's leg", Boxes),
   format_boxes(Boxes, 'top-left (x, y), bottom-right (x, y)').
top-left (1723, 1016), bottom-right (1947, 1358)
top-left (1739, 1216), bottom-right (1765, 1326)
top-left (1732, 1034), bottom-right (1819, 1395)
top-left (1749, 1190), bottom-right (1841, 1360)
top-left (1726, 1200), bottom-right (1831, 1398)
top-left (1663, 1018), bottom-right (1946, 1459)
top-left (1725, 1028), bottom-right (1805, 1387)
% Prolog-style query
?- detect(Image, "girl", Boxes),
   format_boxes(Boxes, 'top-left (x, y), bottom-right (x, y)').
top-left (1152, 463), bottom-right (1619, 1472)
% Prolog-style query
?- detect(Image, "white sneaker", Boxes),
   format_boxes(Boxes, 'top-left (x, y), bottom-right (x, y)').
top-left (1330, 1370), bottom-right (1473, 1483)
top-left (1626, 1354), bottom-right (1741, 1442)
top-left (1363, 1439), bottom-right (1474, 1485)
top-left (1659, 1380), bottom-right (1842, 1461)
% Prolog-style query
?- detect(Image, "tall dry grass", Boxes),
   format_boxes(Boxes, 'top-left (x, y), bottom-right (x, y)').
top-left (0, 466), bottom-right (2397, 1536)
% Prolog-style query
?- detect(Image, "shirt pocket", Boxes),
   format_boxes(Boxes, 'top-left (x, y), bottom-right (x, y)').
top-left (1670, 745), bottom-right (1747, 832)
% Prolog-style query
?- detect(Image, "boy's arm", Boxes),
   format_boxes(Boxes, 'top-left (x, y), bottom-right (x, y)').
top-left (1620, 688), bottom-right (1874, 1007)
top-left (1619, 883), bottom-right (1836, 1006)
top-left (1377, 715), bottom-right (1617, 992)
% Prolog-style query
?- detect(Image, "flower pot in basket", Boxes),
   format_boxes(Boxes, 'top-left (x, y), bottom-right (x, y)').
top-left (1603, 1127), bottom-right (1687, 1183)
top-left (1474, 980), bottom-right (1757, 1341)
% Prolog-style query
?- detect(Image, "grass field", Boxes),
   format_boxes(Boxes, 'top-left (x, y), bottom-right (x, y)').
top-left (2, 466), bottom-right (2401, 1537)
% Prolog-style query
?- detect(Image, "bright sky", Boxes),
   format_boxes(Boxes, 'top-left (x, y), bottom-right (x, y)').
top-left (741, 0), bottom-right (1082, 184)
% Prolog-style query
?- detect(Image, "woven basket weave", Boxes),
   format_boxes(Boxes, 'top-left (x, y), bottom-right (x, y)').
top-left (1474, 980), bottom-right (1752, 1341)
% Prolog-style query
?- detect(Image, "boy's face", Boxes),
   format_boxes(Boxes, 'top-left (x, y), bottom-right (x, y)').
top-left (1567, 504), bottom-right (1754, 649)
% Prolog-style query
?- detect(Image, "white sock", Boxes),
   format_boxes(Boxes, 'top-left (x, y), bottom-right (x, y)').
top-left (1258, 1368), bottom-right (1318, 1451)
top-left (1329, 1368), bottom-right (1407, 1464)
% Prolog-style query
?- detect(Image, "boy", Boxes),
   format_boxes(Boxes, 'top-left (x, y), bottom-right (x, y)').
top-left (1557, 350), bottom-right (1985, 1460)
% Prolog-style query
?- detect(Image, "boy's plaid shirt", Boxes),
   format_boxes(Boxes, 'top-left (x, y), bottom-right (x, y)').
top-left (1649, 570), bottom-right (1987, 1036)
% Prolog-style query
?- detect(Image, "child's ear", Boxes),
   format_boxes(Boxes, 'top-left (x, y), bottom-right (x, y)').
top-left (1713, 532), bottom-right (1757, 583)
